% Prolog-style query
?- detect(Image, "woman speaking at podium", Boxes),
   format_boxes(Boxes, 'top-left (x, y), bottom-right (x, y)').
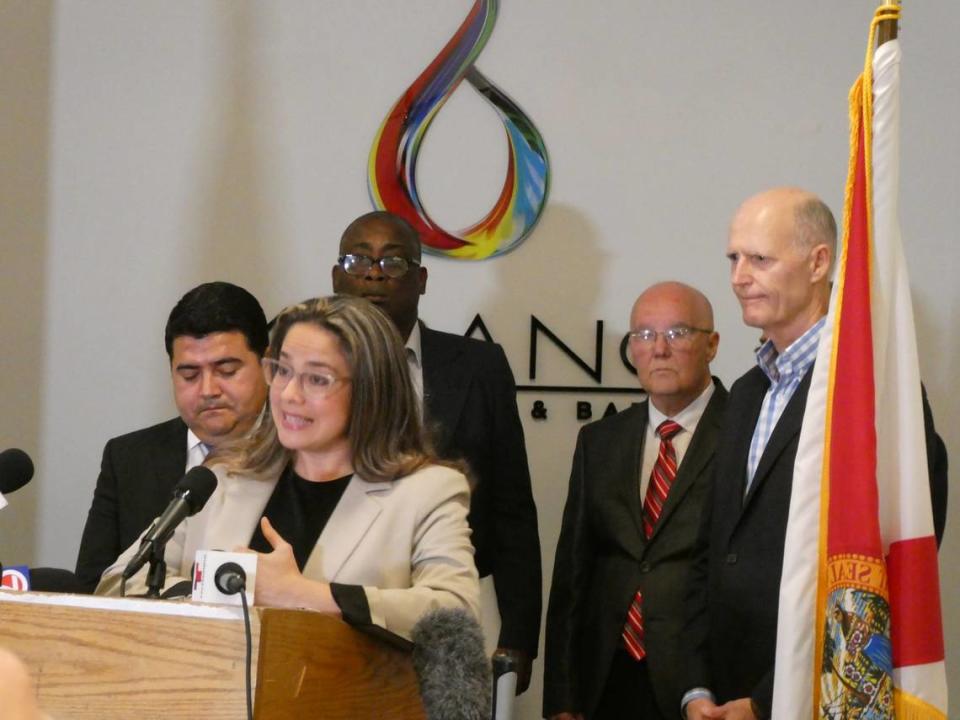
top-left (99, 295), bottom-right (479, 640)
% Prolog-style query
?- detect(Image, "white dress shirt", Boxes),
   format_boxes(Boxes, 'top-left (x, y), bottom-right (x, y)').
top-left (639, 381), bottom-right (716, 500)
top-left (405, 322), bottom-right (424, 405)
top-left (185, 429), bottom-right (209, 472)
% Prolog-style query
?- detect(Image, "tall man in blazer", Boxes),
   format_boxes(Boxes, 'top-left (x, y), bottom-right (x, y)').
top-left (74, 282), bottom-right (269, 592)
top-left (332, 211), bottom-right (542, 691)
top-left (543, 281), bottom-right (727, 720)
top-left (683, 188), bottom-right (948, 720)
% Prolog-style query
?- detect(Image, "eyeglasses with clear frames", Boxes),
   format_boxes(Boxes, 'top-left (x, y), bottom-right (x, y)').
top-left (627, 325), bottom-right (713, 347)
top-left (262, 358), bottom-right (350, 399)
top-left (338, 253), bottom-right (420, 279)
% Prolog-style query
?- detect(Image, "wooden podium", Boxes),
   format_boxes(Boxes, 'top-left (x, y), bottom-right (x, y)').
top-left (0, 591), bottom-right (426, 719)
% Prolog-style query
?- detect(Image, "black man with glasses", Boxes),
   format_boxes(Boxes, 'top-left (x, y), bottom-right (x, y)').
top-left (544, 281), bottom-right (727, 720)
top-left (332, 210), bottom-right (542, 694)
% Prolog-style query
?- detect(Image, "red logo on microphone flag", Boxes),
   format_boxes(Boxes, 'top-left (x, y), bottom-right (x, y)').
top-left (1, 566), bottom-right (31, 591)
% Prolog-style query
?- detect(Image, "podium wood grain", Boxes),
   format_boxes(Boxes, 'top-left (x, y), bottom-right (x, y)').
top-left (1, 596), bottom-right (258, 718)
top-left (255, 609), bottom-right (425, 719)
top-left (0, 593), bottom-right (425, 719)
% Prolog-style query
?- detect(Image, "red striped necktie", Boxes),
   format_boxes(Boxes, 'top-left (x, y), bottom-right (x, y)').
top-left (622, 419), bottom-right (683, 661)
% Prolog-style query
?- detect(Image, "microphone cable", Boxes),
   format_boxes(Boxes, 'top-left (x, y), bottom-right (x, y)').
top-left (215, 561), bottom-right (254, 720)
top-left (239, 585), bottom-right (253, 720)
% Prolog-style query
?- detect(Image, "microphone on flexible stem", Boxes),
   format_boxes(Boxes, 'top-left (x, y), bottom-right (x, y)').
top-left (0, 448), bottom-right (34, 495)
top-left (122, 466), bottom-right (218, 581)
top-left (491, 652), bottom-right (518, 720)
top-left (411, 607), bottom-right (492, 720)
top-left (214, 562), bottom-right (247, 595)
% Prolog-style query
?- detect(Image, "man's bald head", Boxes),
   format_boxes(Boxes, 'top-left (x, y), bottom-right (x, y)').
top-left (632, 281), bottom-right (715, 332)
top-left (733, 187), bottom-right (837, 259)
top-left (339, 211), bottom-right (422, 262)
top-left (727, 187), bottom-right (835, 351)
top-left (628, 281), bottom-right (719, 416)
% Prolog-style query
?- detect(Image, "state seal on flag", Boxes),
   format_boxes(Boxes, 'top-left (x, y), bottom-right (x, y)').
top-left (820, 561), bottom-right (894, 720)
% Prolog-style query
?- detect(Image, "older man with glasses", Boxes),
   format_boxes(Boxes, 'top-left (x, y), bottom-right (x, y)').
top-left (331, 211), bottom-right (543, 694)
top-left (544, 281), bottom-right (727, 720)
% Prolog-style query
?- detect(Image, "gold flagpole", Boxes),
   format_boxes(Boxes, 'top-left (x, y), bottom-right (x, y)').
top-left (877, 0), bottom-right (900, 46)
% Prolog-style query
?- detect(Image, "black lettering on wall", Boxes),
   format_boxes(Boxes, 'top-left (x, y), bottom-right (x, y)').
top-left (464, 314), bottom-right (495, 342)
top-left (529, 316), bottom-right (603, 383)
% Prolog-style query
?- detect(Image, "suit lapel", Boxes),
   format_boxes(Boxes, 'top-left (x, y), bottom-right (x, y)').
top-left (742, 367), bottom-right (814, 509)
top-left (649, 383), bottom-right (725, 541)
top-left (727, 370), bottom-right (767, 498)
top-left (420, 325), bottom-right (468, 450)
top-left (155, 419), bottom-right (190, 493)
top-left (612, 403), bottom-right (649, 549)
top-left (302, 474), bottom-right (385, 581)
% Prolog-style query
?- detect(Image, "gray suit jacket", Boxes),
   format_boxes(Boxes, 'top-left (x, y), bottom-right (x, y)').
top-left (544, 379), bottom-right (727, 718)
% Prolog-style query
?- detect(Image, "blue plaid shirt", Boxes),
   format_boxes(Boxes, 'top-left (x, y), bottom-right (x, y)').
top-left (745, 317), bottom-right (825, 495)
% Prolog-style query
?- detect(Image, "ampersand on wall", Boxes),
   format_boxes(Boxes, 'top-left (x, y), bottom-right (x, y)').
top-left (531, 401), bottom-right (548, 420)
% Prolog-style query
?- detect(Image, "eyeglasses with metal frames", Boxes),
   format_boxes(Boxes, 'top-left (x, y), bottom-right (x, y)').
top-left (627, 325), bottom-right (713, 346)
top-left (338, 253), bottom-right (420, 279)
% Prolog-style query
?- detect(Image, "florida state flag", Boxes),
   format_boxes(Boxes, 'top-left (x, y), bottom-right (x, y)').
top-left (772, 5), bottom-right (948, 719)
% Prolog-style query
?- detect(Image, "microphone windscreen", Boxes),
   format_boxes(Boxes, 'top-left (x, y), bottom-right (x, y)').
top-left (28, 567), bottom-right (87, 594)
top-left (175, 466), bottom-right (218, 514)
top-left (0, 449), bottom-right (34, 494)
top-left (411, 608), bottom-right (491, 720)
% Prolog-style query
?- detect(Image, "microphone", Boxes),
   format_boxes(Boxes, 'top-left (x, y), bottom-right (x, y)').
top-left (192, 551), bottom-right (257, 605)
top-left (214, 561), bottom-right (246, 595)
top-left (411, 608), bottom-right (491, 720)
top-left (0, 448), bottom-right (34, 494)
top-left (491, 652), bottom-right (518, 720)
top-left (122, 466), bottom-right (217, 580)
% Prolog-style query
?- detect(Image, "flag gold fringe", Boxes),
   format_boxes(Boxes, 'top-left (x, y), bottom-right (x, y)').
top-left (894, 689), bottom-right (947, 720)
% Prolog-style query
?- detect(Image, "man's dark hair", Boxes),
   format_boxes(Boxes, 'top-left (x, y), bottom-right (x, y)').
top-left (164, 281), bottom-right (269, 359)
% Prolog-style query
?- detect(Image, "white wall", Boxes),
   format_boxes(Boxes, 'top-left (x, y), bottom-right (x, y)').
top-left (1, 2), bottom-right (957, 717)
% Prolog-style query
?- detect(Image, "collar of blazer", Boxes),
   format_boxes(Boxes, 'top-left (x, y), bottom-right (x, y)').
top-left (154, 417), bottom-right (192, 489)
top-left (419, 323), bottom-right (475, 444)
top-left (741, 365), bottom-right (815, 510)
top-left (194, 464), bottom-right (394, 583)
top-left (300, 472), bottom-right (391, 581)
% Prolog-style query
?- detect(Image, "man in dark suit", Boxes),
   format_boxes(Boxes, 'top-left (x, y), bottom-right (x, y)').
top-left (332, 211), bottom-right (542, 691)
top-left (683, 188), bottom-right (947, 720)
top-left (543, 281), bottom-right (727, 720)
top-left (74, 282), bottom-right (269, 592)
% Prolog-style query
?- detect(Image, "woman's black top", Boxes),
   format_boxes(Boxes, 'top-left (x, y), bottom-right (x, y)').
top-left (248, 464), bottom-right (351, 568)
top-left (247, 463), bottom-right (370, 623)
